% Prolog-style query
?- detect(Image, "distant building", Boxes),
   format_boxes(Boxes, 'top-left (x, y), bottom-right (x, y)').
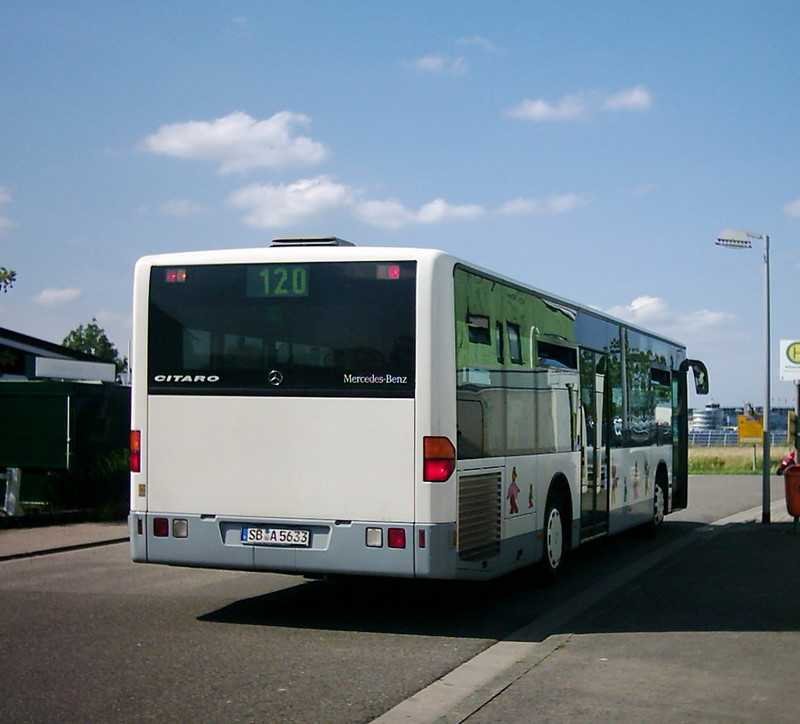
top-left (689, 404), bottom-right (723, 431)
top-left (689, 403), bottom-right (790, 433)
top-left (0, 327), bottom-right (116, 382)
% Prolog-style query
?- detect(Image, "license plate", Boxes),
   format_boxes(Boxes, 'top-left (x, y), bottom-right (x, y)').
top-left (240, 527), bottom-right (310, 547)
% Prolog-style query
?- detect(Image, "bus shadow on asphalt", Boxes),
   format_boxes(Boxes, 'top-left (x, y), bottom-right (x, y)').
top-left (194, 520), bottom-right (800, 641)
top-left (552, 520), bottom-right (800, 639)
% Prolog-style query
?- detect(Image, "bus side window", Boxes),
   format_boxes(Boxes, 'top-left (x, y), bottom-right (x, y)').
top-left (496, 321), bottom-right (504, 363)
top-left (537, 340), bottom-right (577, 369)
top-left (467, 313), bottom-right (490, 345)
top-left (651, 367), bottom-right (673, 445)
top-left (507, 323), bottom-right (523, 364)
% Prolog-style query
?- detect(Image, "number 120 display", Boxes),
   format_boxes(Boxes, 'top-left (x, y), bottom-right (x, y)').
top-left (246, 265), bottom-right (310, 298)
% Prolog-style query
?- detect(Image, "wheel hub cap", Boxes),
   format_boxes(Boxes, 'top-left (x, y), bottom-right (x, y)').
top-left (655, 487), bottom-right (665, 525)
top-left (547, 509), bottom-right (563, 568)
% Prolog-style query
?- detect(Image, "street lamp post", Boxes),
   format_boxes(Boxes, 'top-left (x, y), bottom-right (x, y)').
top-left (716, 229), bottom-right (771, 524)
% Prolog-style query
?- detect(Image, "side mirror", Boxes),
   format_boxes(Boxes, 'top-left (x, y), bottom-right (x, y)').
top-left (680, 359), bottom-right (709, 395)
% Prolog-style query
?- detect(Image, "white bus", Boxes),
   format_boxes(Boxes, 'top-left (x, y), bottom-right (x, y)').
top-left (129, 237), bottom-right (708, 579)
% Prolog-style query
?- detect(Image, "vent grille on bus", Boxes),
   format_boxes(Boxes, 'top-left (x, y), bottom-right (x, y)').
top-left (457, 472), bottom-right (501, 561)
top-left (270, 237), bottom-right (355, 247)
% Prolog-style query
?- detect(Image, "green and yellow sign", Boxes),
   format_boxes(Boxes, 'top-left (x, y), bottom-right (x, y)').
top-left (780, 339), bottom-right (800, 382)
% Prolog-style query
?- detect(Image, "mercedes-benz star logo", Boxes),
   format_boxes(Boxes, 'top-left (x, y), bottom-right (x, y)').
top-left (268, 369), bottom-right (284, 386)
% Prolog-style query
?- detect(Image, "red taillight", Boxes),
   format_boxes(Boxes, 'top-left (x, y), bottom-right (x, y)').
top-left (424, 459), bottom-right (454, 481)
top-left (388, 528), bottom-right (406, 549)
top-left (153, 517), bottom-right (169, 537)
top-left (418, 529), bottom-right (426, 548)
top-left (130, 430), bottom-right (141, 473)
top-left (423, 436), bottom-right (455, 482)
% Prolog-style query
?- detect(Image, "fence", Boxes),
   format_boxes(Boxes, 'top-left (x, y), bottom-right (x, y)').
top-left (688, 431), bottom-right (789, 447)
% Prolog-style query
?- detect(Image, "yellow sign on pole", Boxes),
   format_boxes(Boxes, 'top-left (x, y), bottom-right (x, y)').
top-left (738, 415), bottom-right (764, 443)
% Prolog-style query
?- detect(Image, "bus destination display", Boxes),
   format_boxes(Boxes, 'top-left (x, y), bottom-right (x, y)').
top-left (246, 265), bottom-right (309, 298)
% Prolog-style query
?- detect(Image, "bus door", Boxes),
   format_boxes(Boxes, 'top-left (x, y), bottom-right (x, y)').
top-left (579, 349), bottom-right (610, 539)
top-left (673, 359), bottom-right (708, 510)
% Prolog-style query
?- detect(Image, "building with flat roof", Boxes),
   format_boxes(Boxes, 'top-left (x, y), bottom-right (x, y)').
top-left (0, 327), bottom-right (116, 382)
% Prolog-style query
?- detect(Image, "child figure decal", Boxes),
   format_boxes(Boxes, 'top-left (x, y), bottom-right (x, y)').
top-left (507, 466), bottom-right (521, 515)
top-left (611, 464), bottom-right (619, 505)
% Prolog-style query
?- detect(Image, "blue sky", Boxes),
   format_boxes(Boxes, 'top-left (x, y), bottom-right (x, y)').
top-left (1, 1), bottom-right (799, 406)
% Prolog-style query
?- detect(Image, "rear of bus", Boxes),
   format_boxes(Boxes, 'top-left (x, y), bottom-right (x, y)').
top-left (129, 242), bottom-right (457, 578)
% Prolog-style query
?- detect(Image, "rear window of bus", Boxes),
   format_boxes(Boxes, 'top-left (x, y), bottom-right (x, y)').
top-left (148, 261), bottom-right (416, 397)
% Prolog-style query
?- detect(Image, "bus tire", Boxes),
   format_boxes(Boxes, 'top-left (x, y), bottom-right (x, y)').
top-left (541, 490), bottom-right (568, 580)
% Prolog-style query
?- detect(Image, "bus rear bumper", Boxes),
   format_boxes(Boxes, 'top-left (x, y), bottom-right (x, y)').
top-left (130, 513), bottom-right (459, 578)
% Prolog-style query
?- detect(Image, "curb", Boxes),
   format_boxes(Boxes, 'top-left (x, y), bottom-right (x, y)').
top-left (0, 511), bottom-right (127, 530)
top-left (0, 536), bottom-right (130, 563)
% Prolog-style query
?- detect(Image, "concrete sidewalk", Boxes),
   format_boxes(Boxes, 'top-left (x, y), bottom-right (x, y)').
top-left (375, 501), bottom-right (798, 723)
top-left (0, 521), bottom-right (128, 561)
top-left (464, 506), bottom-right (799, 723)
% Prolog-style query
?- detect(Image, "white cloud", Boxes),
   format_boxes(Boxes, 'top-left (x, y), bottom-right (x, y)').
top-left (607, 295), bottom-right (733, 337)
top-left (159, 199), bottom-right (206, 217)
top-left (354, 200), bottom-right (414, 230)
top-left (608, 295), bottom-right (670, 324)
top-left (228, 176), bottom-right (352, 228)
top-left (410, 54), bottom-right (467, 75)
top-left (226, 175), bottom-right (578, 231)
top-left (354, 197), bottom-right (484, 229)
top-left (508, 85), bottom-right (653, 122)
top-left (679, 309), bottom-right (732, 332)
top-left (499, 193), bottom-right (586, 216)
top-left (784, 198), bottom-right (800, 218)
top-left (142, 111), bottom-right (328, 174)
top-left (603, 85), bottom-right (653, 111)
top-left (0, 187), bottom-right (11, 205)
top-left (506, 94), bottom-right (586, 122)
top-left (456, 35), bottom-right (500, 53)
top-left (417, 198), bottom-right (484, 223)
top-left (35, 288), bottom-right (82, 306)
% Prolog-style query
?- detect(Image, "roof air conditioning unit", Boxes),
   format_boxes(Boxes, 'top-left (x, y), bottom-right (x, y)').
top-left (270, 237), bottom-right (355, 247)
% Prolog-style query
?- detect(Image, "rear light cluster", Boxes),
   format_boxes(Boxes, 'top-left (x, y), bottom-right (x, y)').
top-left (130, 430), bottom-right (141, 473)
top-left (153, 517), bottom-right (188, 538)
top-left (423, 436), bottom-right (455, 482)
top-left (366, 527), bottom-right (407, 549)
top-left (165, 268), bottom-right (187, 283)
top-left (153, 517), bottom-right (168, 537)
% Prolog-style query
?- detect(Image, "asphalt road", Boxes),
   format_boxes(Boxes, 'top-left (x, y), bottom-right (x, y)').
top-left (0, 475), bottom-right (784, 723)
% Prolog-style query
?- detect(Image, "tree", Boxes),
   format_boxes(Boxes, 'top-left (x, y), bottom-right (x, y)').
top-left (0, 267), bottom-right (16, 293)
top-left (63, 318), bottom-right (128, 377)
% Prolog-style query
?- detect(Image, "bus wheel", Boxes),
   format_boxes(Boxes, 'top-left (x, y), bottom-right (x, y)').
top-left (541, 494), bottom-right (567, 579)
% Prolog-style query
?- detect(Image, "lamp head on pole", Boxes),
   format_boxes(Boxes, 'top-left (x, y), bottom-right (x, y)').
top-left (715, 228), bottom-right (763, 249)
